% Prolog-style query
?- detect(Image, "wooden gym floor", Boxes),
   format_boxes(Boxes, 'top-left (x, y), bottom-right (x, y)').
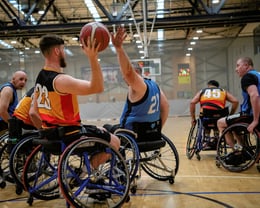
top-left (0, 116), bottom-right (260, 208)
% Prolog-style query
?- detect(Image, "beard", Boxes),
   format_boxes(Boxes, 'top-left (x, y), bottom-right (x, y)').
top-left (60, 56), bottom-right (66, 68)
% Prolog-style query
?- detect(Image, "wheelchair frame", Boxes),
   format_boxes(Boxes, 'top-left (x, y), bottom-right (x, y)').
top-left (21, 129), bottom-right (130, 207)
top-left (186, 108), bottom-right (229, 161)
top-left (58, 136), bottom-right (130, 208)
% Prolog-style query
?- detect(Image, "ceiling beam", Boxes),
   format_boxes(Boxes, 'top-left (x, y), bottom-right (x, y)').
top-left (0, 10), bottom-right (259, 40)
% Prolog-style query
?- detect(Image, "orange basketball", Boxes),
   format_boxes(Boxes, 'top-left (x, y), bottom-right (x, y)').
top-left (79, 22), bottom-right (110, 52)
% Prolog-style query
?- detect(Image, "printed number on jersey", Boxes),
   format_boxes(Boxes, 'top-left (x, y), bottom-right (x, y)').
top-left (148, 93), bottom-right (160, 114)
top-left (35, 83), bottom-right (51, 109)
top-left (204, 89), bottom-right (221, 98)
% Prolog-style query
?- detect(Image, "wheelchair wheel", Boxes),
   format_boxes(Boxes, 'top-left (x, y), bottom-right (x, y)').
top-left (0, 131), bottom-right (9, 149)
top-left (0, 143), bottom-right (14, 184)
top-left (23, 144), bottom-right (60, 201)
top-left (0, 132), bottom-right (12, 184)
top-left (58, 136), bottom-right (130, 208)
top-left (186, 119), bottom-right (201, 159)
top-left (140, 134), bottom-right (179, 183)
top-left (9, 134), bottom-right (38, 193)
top-left (216, 123), bottom-right (260, 172)
top-left (115, 131), bottom-right (139, 183)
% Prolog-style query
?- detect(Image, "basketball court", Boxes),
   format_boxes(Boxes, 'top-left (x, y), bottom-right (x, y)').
top-left (1, 116), bottom-right (259, 208)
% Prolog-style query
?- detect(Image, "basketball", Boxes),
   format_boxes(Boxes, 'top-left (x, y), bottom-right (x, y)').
top-left (79, 22), bottom-right (110, 52)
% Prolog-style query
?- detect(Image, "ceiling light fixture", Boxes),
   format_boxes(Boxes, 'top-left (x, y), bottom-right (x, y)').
top-left (65, 48), bottom-right (74, 56)
top-left (212, 0), bottom-right (220, 4)
top-left (0, 40), bottom-right (13, 49)
top-left (38, 10), bottom-right (44, 15)
top-left (158, 29), bottom-right (164, 40)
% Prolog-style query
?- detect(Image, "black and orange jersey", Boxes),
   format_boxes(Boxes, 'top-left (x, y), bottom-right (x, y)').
top-left (35, 69), bottom-right (81, 127)
top-left (199, 87), bottom-right (227, 111)
top-left (13, 87), bottom-right (34, 125)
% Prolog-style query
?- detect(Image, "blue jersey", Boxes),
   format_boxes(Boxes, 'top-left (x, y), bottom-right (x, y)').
top-left (0, 82), bottom-right (18, 120)
top-left (240, 69), bottom-right (260, 114)
top-left (120, 78), bottom-right (161, 132)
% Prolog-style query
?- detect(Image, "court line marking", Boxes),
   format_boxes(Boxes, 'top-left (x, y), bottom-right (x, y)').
top-left (138, 175), bottom-right (260, 179)
top-left (176, 175), bottom-right (260, 179)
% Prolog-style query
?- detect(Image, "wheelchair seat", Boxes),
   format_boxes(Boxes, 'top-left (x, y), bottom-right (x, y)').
top-left (137, 139), bottom-right (166, 152)
top-left (34, 126), bottom-right (82, 154)
top-left (201, 107), bottom-right (229, 129)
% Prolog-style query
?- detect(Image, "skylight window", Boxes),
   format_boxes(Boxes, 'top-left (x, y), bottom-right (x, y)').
top-left (84, 0), bottom-right (101, 21)
top-left (157, 0), bottom-right (164, 19)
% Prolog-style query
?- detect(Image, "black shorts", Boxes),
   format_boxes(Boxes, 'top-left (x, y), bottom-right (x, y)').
top-left (83, 125), bottom-right (111, 143)
top-left (0, 120), bottom-right (8, 133)
top-left (225, 112), bottom-right (260, 130)
top-left (40, 125), bottom-right (111, 143)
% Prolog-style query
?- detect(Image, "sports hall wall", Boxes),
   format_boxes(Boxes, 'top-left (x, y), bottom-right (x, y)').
top-left (0, 34), bottom-right (259, 120)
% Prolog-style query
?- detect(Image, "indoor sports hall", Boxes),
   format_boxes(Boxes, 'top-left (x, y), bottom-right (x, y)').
top-left (0, 1), bottom-right (260, 208)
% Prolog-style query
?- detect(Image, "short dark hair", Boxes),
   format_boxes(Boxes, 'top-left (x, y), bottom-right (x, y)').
top-left (207, 80), bottom-right (219, 87)
top-left (131, 62), bottom-right (142, 75)
top-left (39, 34), bottom-right (64, 55)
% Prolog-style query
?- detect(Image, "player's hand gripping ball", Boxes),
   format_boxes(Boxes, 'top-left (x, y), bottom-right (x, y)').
top-left (80, 22), bottom-right (110, 52)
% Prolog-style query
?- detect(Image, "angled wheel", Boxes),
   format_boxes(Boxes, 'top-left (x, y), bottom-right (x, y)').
top-left (9, 133), bottom-right (38, 192)
top-left (58, 136), bottom-right (130, 208)
top-left (186, 119), bottom-right (201, 159)
top-left (216, 123), bottom-right (260, 172)
top-left (0, 132), bottom-right (13, 184)
top-left (140, 134), bottom-right (179, 183)
top-left (23, 144), bottom-right (60, 201)
top-left (0, 143), bottom-right (14, 184)
top-left (0, 131), bottom-right (9, 149)
top-left (114, 129), bottom-right (139, 183)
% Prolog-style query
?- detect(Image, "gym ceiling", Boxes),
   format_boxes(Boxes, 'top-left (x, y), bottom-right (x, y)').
top-left (0, 0), bottom-right (259, 50)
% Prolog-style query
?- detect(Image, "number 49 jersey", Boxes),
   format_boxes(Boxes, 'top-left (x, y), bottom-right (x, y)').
top-left (199, 87), bottom-right (227, 110)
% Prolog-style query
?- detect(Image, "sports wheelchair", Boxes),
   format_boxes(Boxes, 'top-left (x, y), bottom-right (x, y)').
top-left (22, 125), bottom-right (130, 207)
top-left (216, 122), bottom-right (260, 172)
top-left (186, 107), bottom-right (229, 160)
top-left (0, 117), bottom-right (37, 193)
top-left (104, 124), bottom-right (179, 194)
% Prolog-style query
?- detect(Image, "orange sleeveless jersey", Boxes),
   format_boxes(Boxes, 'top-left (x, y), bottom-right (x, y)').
top-left (13, 87), bottom-right (34, 125)
top-left (199, 87), bottom-right (227, 110)
top-left (35, 69), bottom-right (81, 127)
